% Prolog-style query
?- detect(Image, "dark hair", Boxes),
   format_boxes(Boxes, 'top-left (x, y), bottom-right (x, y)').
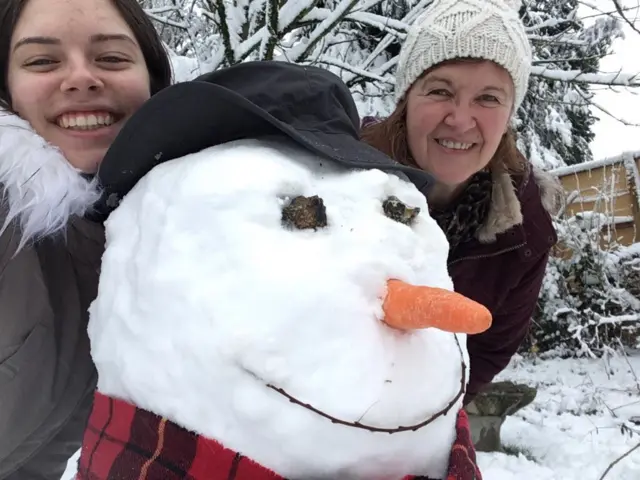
top-left (361, 58), bottom-right (527, 175)
top-left (0, 0), bottom-right (172, 110)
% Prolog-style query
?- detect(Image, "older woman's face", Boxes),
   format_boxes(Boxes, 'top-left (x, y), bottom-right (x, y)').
top-left (7, 0), bottom-right (151, 173)
top-left (405, 60), bottom-right (514, 187)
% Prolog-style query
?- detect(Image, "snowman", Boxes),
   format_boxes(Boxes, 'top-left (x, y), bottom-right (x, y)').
top-left (77, 62), bottom-right (490, 480)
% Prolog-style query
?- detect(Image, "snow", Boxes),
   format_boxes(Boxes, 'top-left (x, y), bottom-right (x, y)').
top-left (169, 53), bottom-right (201, 83)
top-left (288, 0), bottom-right (361, 62)
top-left (86, 137), bottom-right (473, 479)
top-left (477, 353), bottom-right (640, 480)
top-left (613, 242), bottom-right (640, 261)
top-left (530, 66), bottom-right (640, 86)
top-left (551, 150), bottom-right (640, 177)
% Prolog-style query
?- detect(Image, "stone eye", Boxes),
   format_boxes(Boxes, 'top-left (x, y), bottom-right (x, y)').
top-left (281, 195), bottom-right (328, 230)
top-left (382, 196), bottom-right (420, 226)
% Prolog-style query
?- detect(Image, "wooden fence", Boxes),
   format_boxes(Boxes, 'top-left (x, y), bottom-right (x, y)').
top-left (551, 151), bottom-right (640, 247)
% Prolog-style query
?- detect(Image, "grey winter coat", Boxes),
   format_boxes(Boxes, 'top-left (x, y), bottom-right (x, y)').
top-left (0, 112), bottom-right (104, 479)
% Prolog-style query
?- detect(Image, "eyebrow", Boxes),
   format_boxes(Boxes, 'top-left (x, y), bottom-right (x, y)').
top-left (13, 33), bottom-right (136, 52)
top-left (421, 76), bottom-right (453, 87)
top-left (482, 86), bottom-right (509, 96)
top-left (423, 76), bottom-right (510, 96)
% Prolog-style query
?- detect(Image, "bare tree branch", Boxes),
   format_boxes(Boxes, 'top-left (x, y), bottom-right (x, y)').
top-left (145, 11), bottom-right (188, 29)
top-left (598, 441), bottom-right (640, 479)
top-left (612, 0), bottom-right (640, 36)
top-left (579, 0), bottom-right (639, 22)
top-left (146, 6), bottom-right (181, 15)
top-left (575, 88), bottom-right (640, 126)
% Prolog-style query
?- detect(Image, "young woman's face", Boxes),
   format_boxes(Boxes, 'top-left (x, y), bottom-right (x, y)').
top-left (405, 60), bottom-right (514, 188)
top-left (7, 0), bottom-right (151, 173)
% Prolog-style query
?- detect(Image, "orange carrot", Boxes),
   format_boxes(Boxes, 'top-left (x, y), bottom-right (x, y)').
top-left (382, 279), bottom-right (492, 334)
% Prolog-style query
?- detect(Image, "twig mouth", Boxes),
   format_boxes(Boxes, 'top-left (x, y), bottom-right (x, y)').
top-left (254, 335), bottom-right (467, 434)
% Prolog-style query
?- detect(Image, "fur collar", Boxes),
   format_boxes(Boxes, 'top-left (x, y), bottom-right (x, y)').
top-left (476, 164), bottom-right (563, 243)
top-left (0, 111), bottom-right (101, 250)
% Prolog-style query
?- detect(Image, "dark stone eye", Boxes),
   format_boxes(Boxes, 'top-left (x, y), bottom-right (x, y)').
top-left (382, 196), bottom-right (420, 226)
top-left (281, 195), bottom-right (328, 230)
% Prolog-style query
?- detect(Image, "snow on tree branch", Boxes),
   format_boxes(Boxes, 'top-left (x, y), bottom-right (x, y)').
top-left (532, 66), bottom-right (640, 85)
top-left (524, 15), bottom-right (577, 32)
top-left (287, 0), bottom-right (360, 63)
top-left (259, 0), bottom-right (280, 60)
top-left (145, 11), bottom-right (188, 29)
top-left (144, 0), bottom-right (638, 169)
top-left (146, 6), bottom-right (183, 15)
top-left (310, 56), bottom-right (393, 84)
top-left (306, 8), bottom-right (409, 37)
top-left (344, 0), bottom-right (435, 83)
top-left (210, 0), bottom-right (236, 65)
top-left (529, 34), bottom-right (587, 45)
top-left (144, 0), bottom-right (639, 88)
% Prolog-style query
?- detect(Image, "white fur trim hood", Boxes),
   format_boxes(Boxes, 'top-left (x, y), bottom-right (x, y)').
top-left (0, 111), bottom-right (101, 249)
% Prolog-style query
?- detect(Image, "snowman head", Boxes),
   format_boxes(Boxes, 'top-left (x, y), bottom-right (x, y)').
top-left (89, 136), bottom-right (491, 478)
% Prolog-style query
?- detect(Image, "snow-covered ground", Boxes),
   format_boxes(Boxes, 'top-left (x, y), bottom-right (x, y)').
top-left (62, 353), bottom-right (640, 479)
top-left (478, 353), bottom-right (640, 479)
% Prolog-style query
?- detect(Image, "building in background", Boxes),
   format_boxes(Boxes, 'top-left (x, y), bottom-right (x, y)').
top-left (553, 151), bottom-right (640, 247)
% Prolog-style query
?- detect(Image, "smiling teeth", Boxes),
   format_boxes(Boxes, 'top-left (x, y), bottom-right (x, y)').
top-left (57, 113), bottom-right (115, 130)
top-left (437, 139), bottom-right (473, 150)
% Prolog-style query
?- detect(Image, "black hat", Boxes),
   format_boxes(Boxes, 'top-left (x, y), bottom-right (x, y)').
top-left (94, 61), bottom-right (433, 216)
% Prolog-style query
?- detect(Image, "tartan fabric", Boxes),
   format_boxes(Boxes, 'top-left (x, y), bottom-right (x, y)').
top-left (445, 409), bottom-right (482, 480)
top-left (76, 392), bottom-right (481, 480)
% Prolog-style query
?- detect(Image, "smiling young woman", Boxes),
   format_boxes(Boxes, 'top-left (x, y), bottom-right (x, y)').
top-left (0, 0), bottom-right (171, 478)
top-left (3, 0), bottom-right (170, 172)
top-left (361, 0), bottom-right (563, 414)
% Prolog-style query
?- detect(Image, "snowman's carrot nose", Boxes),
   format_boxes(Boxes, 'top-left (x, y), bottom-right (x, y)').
top-left (382, 279), bottom-right (492, 334)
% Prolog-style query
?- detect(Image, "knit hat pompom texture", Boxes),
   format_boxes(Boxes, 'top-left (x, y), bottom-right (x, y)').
top-left (395, 0), bottom-right (532, 111)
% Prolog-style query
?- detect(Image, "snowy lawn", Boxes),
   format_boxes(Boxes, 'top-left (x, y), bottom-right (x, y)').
top-left (478, 352), bottom-right (640, 480)
top-left (62, 353), bottom-right (640, 479)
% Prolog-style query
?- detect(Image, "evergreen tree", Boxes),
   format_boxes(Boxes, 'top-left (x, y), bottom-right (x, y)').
top-left (518, 0), bottom-right (623, 166)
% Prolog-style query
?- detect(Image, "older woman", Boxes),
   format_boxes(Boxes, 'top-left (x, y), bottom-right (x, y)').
top-left (362, 0), bottom-right (562, 406)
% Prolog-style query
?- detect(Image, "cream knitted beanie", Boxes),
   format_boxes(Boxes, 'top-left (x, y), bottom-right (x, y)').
top-left (395, 0), bottom-right (532, 111)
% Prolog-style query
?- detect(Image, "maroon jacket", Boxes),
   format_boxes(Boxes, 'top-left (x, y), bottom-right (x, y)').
top-left (447, 168), bottom-right (558, 404)
top-left (360, 116), bottom-right (559, 405)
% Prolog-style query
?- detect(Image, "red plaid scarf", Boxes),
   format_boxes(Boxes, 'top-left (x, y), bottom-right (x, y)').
top-left (76, 392), bottom-right (481, 480)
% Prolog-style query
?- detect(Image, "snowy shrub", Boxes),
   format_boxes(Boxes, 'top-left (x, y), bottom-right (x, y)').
top-left (523, 211), bottom-right (640, 357)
